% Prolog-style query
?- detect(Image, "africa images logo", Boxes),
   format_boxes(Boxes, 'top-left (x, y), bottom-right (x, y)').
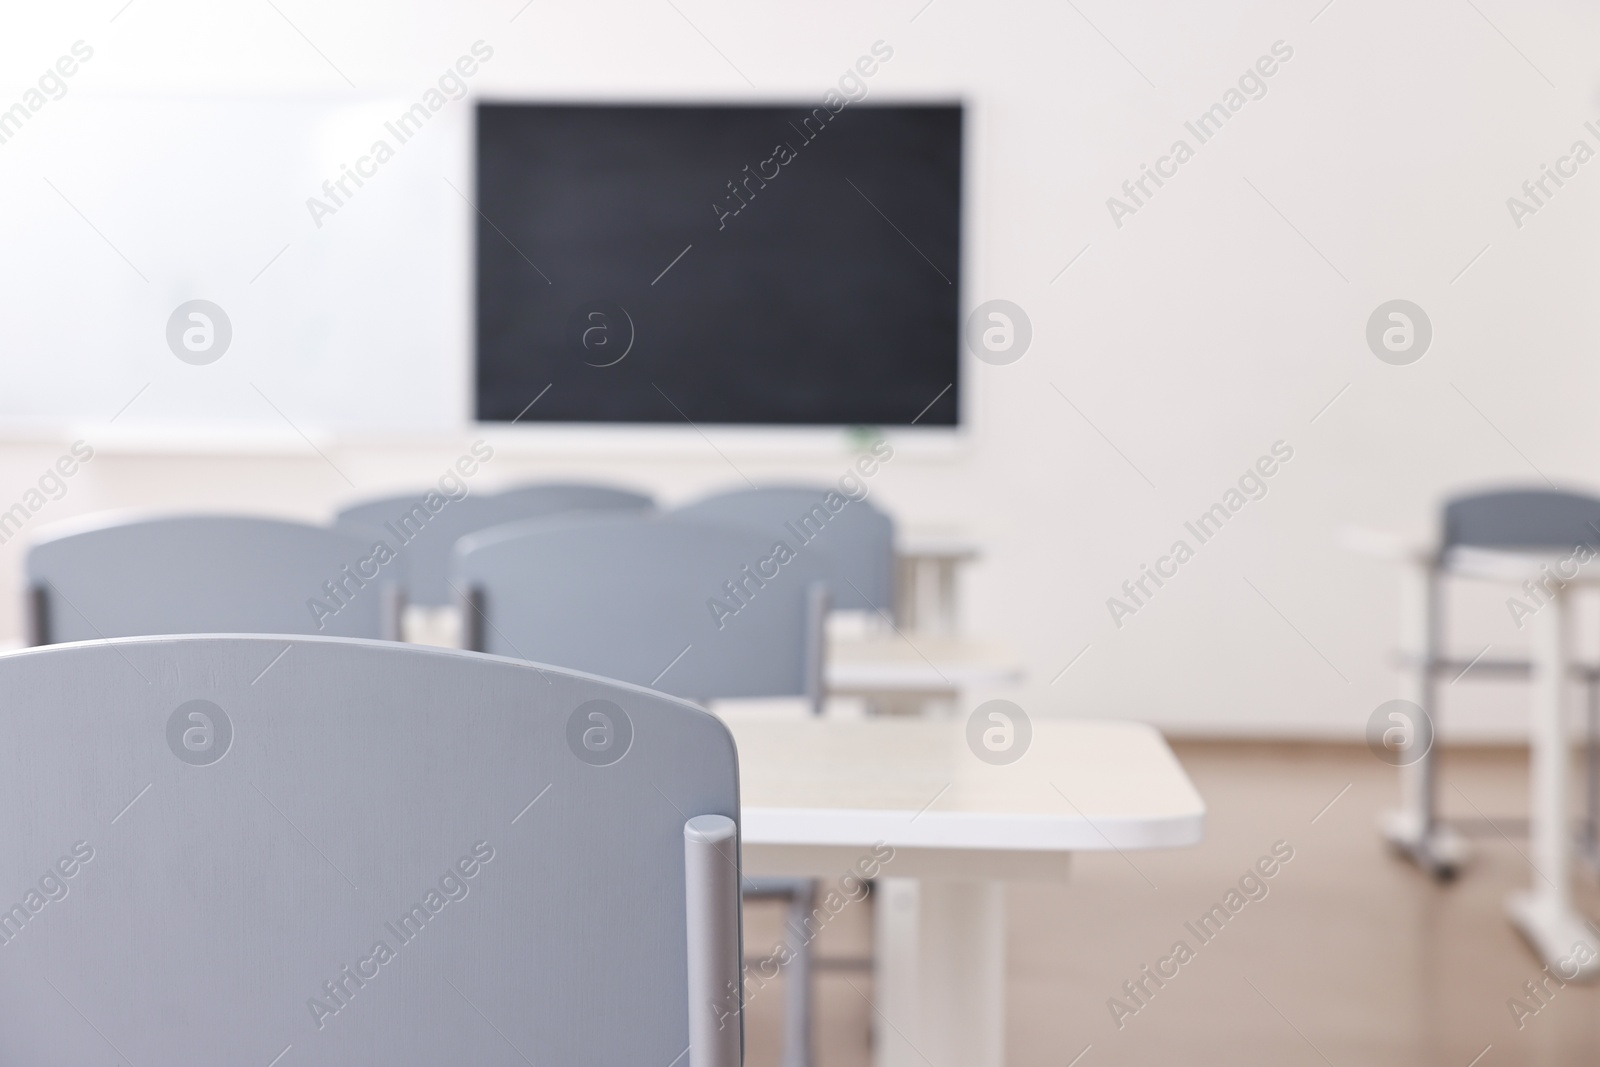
top-left (966, 700), bottom-right (1032, 765)
top-left (1365, 300), bottom-right (1431, 366)
top-left (166, 300), bottom-right (232, 365)
top-left (566, 301), bottom-right (634, 367)
top-left (566, 700), bottom-right (632, 767)
top-left (166, 700), bottom-right (233, 767)
top-left (965, 300), bottom-right (1032, 365)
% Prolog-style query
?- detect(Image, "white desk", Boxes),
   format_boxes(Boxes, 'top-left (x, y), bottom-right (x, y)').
top-left (1347, 527), bottom-right (1600, 975)
top-left (412, 610), bottom-right (1027, 706)
top-left (895, 532), bottom-right (979, 637)
top-left (731, 717), bottom-right (1205, 1067)
top-left (413, 532), bottom-right (986, 648)
top-left (1437, 545), bottom-right (1600, 973)
top-left (825, 634), bottom-right (1024, 701)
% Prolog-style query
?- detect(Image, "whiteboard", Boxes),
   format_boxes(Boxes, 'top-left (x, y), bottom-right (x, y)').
top-left (0, 93), bottom-right (471, 432)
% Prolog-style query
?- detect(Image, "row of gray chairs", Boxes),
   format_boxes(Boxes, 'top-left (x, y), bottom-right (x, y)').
top-left (20, 479), bottom-right (897, 1067)
top-left (335, 483), bottom-right (896, 616)
top-left (23, 480), bottom-right (657, 644)
top-left (28, 482), bottom-right (897, 657)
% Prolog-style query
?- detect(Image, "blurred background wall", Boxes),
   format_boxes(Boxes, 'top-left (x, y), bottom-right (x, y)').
top-left (3, 0), bottom-right (1600, 739)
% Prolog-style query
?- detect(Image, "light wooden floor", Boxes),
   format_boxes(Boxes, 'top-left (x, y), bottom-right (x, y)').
top-left (744, 741), bottom-right (1600, 1066)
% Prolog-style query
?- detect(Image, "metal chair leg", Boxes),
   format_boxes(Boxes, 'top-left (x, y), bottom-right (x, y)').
top-left (1583, 672), bottom-right (1600, 872)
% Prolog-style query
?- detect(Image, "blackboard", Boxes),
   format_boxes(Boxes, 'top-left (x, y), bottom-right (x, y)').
top-left (475, 102), bottom-right (962, 426)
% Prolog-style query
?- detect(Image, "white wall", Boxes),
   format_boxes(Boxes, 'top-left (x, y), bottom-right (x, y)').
top-left (4, 0), bottom-right (1600, 738)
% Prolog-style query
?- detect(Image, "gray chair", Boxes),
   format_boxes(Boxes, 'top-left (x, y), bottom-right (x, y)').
top-left (0, 634), bottom-right (742, 1066)
top-left (674, 485), bottom-right (896, 618)
top-left (454, 512), bottom-right (828, 1067)
top-left (1389, 487), bottom-right (1600, 880)
top-left (454, 513), bottom-right (829, 711)
top-left (335, 482), bottom-right (653, 607)
top-left (1444, 489), bottom-right (1600, 550)
top-left (25, 514), bottom-right (405, 644)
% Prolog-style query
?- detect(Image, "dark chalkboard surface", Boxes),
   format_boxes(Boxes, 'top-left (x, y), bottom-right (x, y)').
top-left (475, 103), bottom-right (962, 426)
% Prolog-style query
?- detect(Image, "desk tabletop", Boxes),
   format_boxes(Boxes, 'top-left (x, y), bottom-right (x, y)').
top-left (897, 528), bottom-right (981, 562)
top-left (1442, 544), bottom-right (1600, 585)
top-left (1340, 524), bottom-right (1434, 564)
top-left (825, 634), bottom-right (1025, 693)
top-left (729, 717), bottom-right (1204, 879)
top-left (1342, 526), bottom-right (1600, 585)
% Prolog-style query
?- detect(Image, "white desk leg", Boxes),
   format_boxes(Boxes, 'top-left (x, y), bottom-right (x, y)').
top-left (1380, 558), bottom-right (1466, 876)
top-left (934, 559), bottom-right (958, 637)
top-left (894, 558), bottom-right (923, 635)
top-left (1507, 587), bottom-right (1600, 977)
top-left (875, 877), bottom-right (921, 1067)
top-left (874, 877), bottom-right (1004, 1067)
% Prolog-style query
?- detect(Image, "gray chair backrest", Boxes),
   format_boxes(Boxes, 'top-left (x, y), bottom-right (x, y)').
top-left (335, 483), bottom-right (654, 607)
top-left (26, 514), bottom-right (404, 644)
top-left (454, 513), bottom-right (831, 710)
top-left (1442, 488), bottom-right (1600, 550)
top-left (672, 485), bottom-right (895, 616)
top-left (0, 634), bottom-right (741, 1065)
